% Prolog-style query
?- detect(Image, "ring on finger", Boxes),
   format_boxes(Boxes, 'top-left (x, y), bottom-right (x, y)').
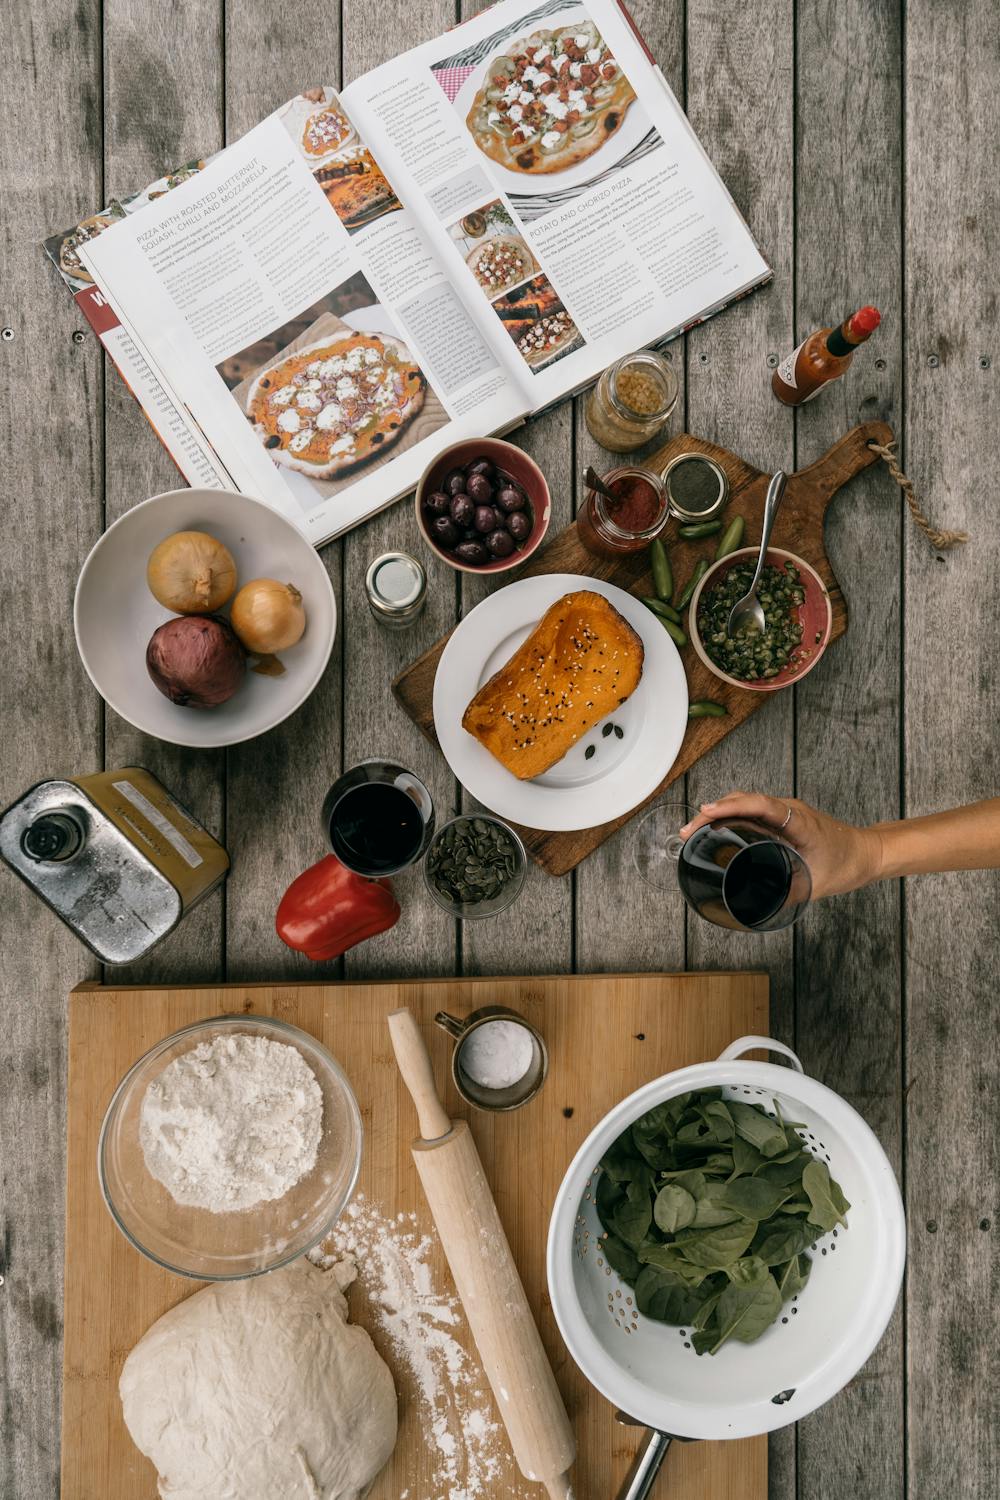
top-left (780, 805), bottom-right (793, 830)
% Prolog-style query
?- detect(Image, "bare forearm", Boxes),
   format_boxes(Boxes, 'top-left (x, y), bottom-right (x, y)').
top-left (870, 798), bottom-right (1000, 881)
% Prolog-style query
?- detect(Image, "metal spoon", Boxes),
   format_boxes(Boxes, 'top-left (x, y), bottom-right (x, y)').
top-left (583, 464), bottom-right (616, 502)
top-left (726, 470), bottom-right (787, 637)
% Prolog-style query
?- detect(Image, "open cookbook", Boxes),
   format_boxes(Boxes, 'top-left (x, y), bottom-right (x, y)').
top-left (46, 0), bottom-right (771, 545)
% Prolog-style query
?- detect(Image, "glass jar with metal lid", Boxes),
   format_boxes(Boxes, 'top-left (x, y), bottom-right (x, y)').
top-left (661, 452), bottom-right (730, 524)
top-left (365, 552), bottom-right (427, 629)
top-left (585, 349), bottom-right (678, 452)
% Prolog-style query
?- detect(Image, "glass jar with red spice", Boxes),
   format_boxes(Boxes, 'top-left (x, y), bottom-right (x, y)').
top-left (577, 466), bottom-right (669, 559)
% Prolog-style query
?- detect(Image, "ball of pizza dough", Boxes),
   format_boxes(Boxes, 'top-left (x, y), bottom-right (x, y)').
top-left (120, 1258), bottom-right (397, 1500)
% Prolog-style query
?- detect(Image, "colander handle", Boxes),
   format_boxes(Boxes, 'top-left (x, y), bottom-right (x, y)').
top-left (717, 1035), bottom-right (804, 1071)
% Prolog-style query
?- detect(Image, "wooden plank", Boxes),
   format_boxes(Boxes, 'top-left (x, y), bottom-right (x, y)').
top-left (337, 0), bottom-right (460, 981)
top-left (222, 3), bottom-right (348, 982)
top-left (573, 0), bottom-right (687, 974)
top-left (680, 5), bottom-right (795, 1496)
top-left (903, 3), bottom-right (1000, 1497)
top-left (100, 0), bottom-right (227, 985)
top-left (61, 974), bottom-right (768, 1500)
top-left (0, 2), bottom-right (104, 1493)
top-left (793, 2), bottom-right (905, 1497)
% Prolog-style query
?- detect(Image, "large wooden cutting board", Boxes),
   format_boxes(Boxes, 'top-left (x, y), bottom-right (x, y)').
top-left (62, 973), bottom-right (768, 1500)
top-left (393, 419), bottom-right (893, 876)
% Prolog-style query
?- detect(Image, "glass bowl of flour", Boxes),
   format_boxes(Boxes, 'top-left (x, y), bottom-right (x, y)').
top-left (99, 1014), bottom-right (362, 1279)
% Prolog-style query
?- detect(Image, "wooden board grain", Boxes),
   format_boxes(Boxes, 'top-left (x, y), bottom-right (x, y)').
top-left (61, 973), bottom-right (768, 1500)
top-left (393, 420), bottom-right (893, 877)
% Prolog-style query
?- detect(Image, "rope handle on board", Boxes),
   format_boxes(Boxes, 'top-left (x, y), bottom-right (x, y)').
top-left (867, 438), bottom-right (968, 550)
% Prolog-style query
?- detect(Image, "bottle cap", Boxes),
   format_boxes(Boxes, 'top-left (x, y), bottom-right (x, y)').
top-left (851, 306), bottom-right (881, 336)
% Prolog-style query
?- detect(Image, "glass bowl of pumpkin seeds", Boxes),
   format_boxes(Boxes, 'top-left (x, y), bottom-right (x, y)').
top-left (423, 813), bottom-right (527, 919)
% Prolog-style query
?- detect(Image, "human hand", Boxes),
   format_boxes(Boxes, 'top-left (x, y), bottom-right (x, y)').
top-left (678, 792), bottom-right (884, 901)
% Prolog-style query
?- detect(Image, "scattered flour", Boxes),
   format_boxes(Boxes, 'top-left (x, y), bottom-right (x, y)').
top-left (139, 1034), bottom-right (323, 1212)
top-left (309, 1195), bottom-right (529, 1500)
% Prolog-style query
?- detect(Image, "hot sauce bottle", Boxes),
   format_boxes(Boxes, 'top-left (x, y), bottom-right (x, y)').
top-left (771, 306), bottom-right (881, 406)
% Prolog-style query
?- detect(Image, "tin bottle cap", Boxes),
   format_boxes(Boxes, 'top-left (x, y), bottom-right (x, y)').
top-left (21, 812), bottom-right (85, 862)
top-left (365, 552), bottom-right (426, 618)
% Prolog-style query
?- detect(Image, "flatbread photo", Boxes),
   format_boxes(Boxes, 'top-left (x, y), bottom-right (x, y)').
top-left (466, 235), bottom-right (539, 297)
top-left (465, 16), bottom-right (635, 176)
top-left (492, 273), bottom-right (584, 370)
top-left (313, 145), bottom-right (401, 233)
top-left (278, 88), bottom-right (357, 165)
top-left (246, 330), bottom-right (426, 479)
top-left (49, 210), bottom-right (124, 288)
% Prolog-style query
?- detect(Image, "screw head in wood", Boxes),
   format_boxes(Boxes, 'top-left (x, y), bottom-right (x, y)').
top-left (927, 354), bottom-right (939, 367)
top-left (1, 328), bottom-right (13, 341)
top-left (979, 355), bottom-right (991, 370)
top-left (72, 330), bottom-right (86, 345)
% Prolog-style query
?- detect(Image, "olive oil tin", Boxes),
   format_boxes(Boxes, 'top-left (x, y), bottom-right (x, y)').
top-left (0, 768), bottom-right (229, 963)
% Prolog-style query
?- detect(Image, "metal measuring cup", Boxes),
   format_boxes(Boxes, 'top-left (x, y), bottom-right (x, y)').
top-left (434, 1006), bottom-right (547, 1112)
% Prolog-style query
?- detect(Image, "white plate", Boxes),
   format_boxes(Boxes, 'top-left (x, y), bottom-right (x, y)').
top-left (433, 574), bottom-right (687, 832)
top-left (453, 5), bottom-right (650, 198)
top-left (74, 488), bottom-right (336, 749)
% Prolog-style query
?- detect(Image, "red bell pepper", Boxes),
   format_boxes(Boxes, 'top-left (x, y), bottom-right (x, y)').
top-left (276, 854), bottom-right (400, 961)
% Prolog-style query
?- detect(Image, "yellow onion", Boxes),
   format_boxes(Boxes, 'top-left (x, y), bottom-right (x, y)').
top-left (230, 579), bottom-right (306, 655)
top-left (147, 531), bottom-right (237, 614)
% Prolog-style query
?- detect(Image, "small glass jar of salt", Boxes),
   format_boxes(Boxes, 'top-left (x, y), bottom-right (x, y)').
top-left (435, 1008), bottom-right (547, 1112)
top-left (365, 551), bottom-right (427, 629)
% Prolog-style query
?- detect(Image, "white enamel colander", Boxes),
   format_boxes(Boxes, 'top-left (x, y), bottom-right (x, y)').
top-left (546, 1037), bottom-right (905, 1449)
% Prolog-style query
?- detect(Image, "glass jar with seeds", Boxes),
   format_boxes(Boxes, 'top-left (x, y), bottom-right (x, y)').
top-left (423, 814), bottom-right (527, 919)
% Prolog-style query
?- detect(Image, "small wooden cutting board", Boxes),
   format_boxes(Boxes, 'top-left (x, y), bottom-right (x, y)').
top-left (62, 972), bottom-right (768, 1500)
top-left (393, 419), bottom-right (893, 875)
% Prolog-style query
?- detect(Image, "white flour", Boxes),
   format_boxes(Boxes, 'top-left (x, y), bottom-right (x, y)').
top-left (140, 1034), bottom-right (323, 1212)
top-left (309, 1196), bottom-right (528, 1500)
top-left (458, 1021), bottom-right (534, 1091)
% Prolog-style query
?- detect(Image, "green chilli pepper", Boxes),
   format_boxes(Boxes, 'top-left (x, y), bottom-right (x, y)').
top-left (714, 515), bottom-right (746, 560)
top-left (678, 520), bottom-right (723, 539)
top-left (675, 558), bottom-right (710, 610)
top-left (688, 700), bottom-right (728, 719)
top-left (650, 537), bottom-right (673, 601)
top-left (659, 616), bottom-right (687, 648)
top-left (641, 596), bottom-right (682, 624)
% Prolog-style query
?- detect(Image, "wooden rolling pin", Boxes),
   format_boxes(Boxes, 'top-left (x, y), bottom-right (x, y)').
top-left (387, 1007), bottom-right (576, 1500)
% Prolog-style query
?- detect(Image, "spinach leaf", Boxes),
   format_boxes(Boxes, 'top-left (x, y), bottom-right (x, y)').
top-left (636, 1243), bottom-right (710, 1284)
top-left (729, 1137), bottom-right (768, 1178)
top-left (601, 1232), bottom-right (640, 1283)
top-left (675, 1218), bottom-right (755, 1268)
top-left (691, 1180), bottom-right (745, 1229)
top-left (631, 1102), bottom-right (682, 1169)
top-left (750, 1214), bottom-right (816, 1265)
top-left (599, 1135), bottom-right (641, 1184)
top-left (691, 1285), bottom-right (725, 1330)
top-left (634, 1264), bottom-right (703, 1324)
top-left (801, 1160), bottom-right (851, 1231)
top-left (595, 1173), bottom-right (625, 1235)
top-left (728, 1100), bottom-right (789, 1158)
top-left (657, 1168), bottom-right (707, 1197)
top-left (724, 1254), bottom-right (769, 1285)
top-left (612, 1173), bottom-right (654, 1247)
top-left (755, 1154), bottom-right (810, 1186)
top-left (700, 1271), bottom-right (782, 1354)
top-left (702, 1152), bottom-right (735, 1175)
top-left (692, 1328), bottom-right (718, 1355)
top-left (716, 1178), bottom-right (794, 1222)
top-left (776, 1253), bottom-right (811, 1301)
top-left (654, 1183), bottom-right (696, 1233)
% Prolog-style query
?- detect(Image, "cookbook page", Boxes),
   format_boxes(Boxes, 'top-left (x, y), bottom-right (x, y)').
top-left (343, 0), bottom-right (771, 409)
top-left (79, 92), bottom-right (526, 544)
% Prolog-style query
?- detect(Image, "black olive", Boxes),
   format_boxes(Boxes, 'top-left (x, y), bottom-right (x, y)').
top-left (450, 493), bottom-right (475, 527)
top-left (445, 471), bottom-right (466, 495)
top-left (431, 515), bottom-right (460, 548)
top-left (487, 529), bottom-right (515, 558)
top-left (474, 505), bottom-right (496, 534)
top-left (492, 506), bottom-right (508, 531)
top-left (424, 489), bottom-right (451, 516)
top-left (467, 458), bottom-right (494, 477)
top-left (507, 510), bottom-right (532, 542)
top-left (466, 473), bottom-right (493, 504)
top-left (454, 540), bottom-right (489, 566)
top-left (497, 486), bottom-right (525, 513)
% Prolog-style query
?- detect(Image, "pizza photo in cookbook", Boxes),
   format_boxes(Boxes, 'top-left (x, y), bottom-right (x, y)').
top-left (45, 207), bottom-right (125, 289)
top-left (278, 87), bottom-right (357, 164)
top-left (493, 274), bottom-right (584, 370)
top-left (216, 273), bottom-right (448, 511)
top-left (313, 145), bottom-right (401, 233)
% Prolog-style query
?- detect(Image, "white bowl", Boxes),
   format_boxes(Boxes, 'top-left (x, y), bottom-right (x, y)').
top-left (546, 1036), bottom-right (905, 1440)
top-left (74, 489), bottom-right (336, 748)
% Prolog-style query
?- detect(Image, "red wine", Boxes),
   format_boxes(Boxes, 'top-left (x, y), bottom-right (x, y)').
top-left (330, 782), bottom-right (424, 875)
top-left (677, 821), bottom-right (809, 932)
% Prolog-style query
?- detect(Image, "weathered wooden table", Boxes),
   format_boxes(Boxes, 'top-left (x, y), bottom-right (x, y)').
top-left (3, 1), bottom-right (997, 1496)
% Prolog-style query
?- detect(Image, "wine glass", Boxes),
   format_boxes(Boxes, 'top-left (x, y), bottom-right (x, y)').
top-left (322, 760), bottom-right (435, 877)
top-left (633, 804), bottom-right (811, 932)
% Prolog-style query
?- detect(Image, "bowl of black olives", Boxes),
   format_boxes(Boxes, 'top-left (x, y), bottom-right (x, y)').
top-left (414, 438), bottom-right (551, 574)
